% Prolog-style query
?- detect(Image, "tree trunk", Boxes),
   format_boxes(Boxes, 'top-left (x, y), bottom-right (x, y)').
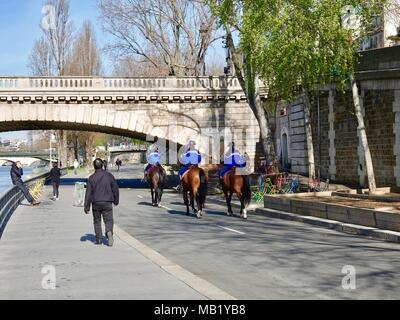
top-left (303, 88), bottom-right (316, 181)
top-left (350, 75), bottom-right (376, 193)
top-left (225, 29), bottom-right (277, 169)
top-left (251, 76), bottom-right (277, 167)
top-left (73, 132), bottom-right (79, 161)
top-left (57, 130), bottom-right (63, 167)
top-left (61, 130), bottom-right (68, 168)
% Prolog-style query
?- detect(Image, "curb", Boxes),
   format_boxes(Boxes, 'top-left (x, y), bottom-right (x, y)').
top-left (207, 197), bottom-right (262, 212)
top-left (114, 225), bottom-right (236, 300)
top-left (255, 207), bottom-right (400, 244)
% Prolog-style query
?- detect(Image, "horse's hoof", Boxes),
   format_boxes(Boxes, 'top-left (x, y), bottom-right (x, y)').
top-left (227, 212), bottom-right (232, 216)
top-left (196, 212), bottom-right (202, 219)
top-left (242, 210), bottom-right (248, 220)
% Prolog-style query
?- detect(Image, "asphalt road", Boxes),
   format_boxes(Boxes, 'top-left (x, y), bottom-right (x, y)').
top-left (116, 189), bottom-right (400, 300)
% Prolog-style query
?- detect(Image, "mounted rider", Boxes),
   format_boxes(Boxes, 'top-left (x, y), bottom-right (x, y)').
top-left (174, 140), bottom-right (202, 191)
top-left (219, 141), bottom-right (247, 181)
top-left (143, 137), bottom-right (163, 182)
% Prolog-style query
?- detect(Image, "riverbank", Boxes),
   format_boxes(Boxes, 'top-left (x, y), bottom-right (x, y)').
top-left (0, 166), bottom-right (45, 194)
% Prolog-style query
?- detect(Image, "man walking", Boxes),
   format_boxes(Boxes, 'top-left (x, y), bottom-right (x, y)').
top-left (50, 162), bottom-right (61, 201)
top-left (73, 159), bottom-right (79, 175)
top-left (84, 158), bottom-right (119, 246)
top-left (10, 161), bottom-right (39, 206)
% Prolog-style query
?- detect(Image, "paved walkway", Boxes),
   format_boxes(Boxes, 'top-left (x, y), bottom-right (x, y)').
top-left (0, 186), bottom-right (217, 300)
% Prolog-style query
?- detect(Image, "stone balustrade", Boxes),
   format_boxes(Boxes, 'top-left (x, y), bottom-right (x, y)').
top-left (0, 76), bottom-right (253, 91)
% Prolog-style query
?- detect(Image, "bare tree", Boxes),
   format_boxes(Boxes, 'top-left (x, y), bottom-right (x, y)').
top-left (98, 0), bottom-right (220, 76)
top-left (64, 21), bottom-right (104, 163)
top-left (112, 55), bottom-right (170, 76)
top-left (42, 0), bottom-right (74, 166)
top-left (42, 0), bottom-right (75, 76)
top-left (27, 37), bottom-right (54, 76)
top-left (65, 21), bottom-right (103, 76)
top-left (27, 0), bottom-right (75, 166)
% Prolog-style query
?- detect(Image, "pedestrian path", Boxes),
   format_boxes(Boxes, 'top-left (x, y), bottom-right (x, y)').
top-left (0, 186), bottom-right (205, 299)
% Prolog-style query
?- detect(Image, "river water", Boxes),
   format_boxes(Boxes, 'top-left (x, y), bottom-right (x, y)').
top-left (0, 166), bottom-right (35, 194)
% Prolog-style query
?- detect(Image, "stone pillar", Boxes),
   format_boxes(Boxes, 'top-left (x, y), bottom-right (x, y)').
top-left (357, 90), bottom-right (367, 187)
top-left (328, 89), bottom-right (336, 180)
top-left (393, 90), bottom-right (400, 186)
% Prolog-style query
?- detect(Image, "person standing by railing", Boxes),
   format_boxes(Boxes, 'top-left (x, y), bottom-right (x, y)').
top-left (10, 161), bottom-right (40, 206)
top-left (50, 162), bottom-right (61, 201)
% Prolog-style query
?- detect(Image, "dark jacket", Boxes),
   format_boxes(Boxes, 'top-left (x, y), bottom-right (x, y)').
top-left (10, 164), bottom-right (23, 185)
top-left (50, 167), bottom-right (61, 182)
top-left (84, 169), bottom-right (119, 212)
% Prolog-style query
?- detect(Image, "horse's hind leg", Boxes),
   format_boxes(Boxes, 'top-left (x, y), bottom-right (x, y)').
top-left (238, 191), bottom-right (247, 219)
top-left (190, 192), bottom-right (197, 215)
top-left (150, 187), bottom-right (155, 206)
top-left (225, 191), bottom-right (233, 216)
top-left (158, 188), bottom-right (163, 206)
top-left (195, 193), bottom-right (203, 219)
top-left (183, 191), bottom-right (190, 216)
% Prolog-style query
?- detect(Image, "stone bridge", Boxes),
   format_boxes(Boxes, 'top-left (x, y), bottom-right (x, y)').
top-left (0, 157), bottom-right (44, 166)
top-left (0, 76), bottom-right (265, 168)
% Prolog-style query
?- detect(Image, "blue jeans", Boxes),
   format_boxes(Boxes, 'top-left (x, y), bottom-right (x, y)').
top-left (16, 182), bottom-right (33, 204)
top-left (179, 165), bottom-right (190, 179)
top-left (219, 165), bottom-right (234, 178)
top-left (145, 163), bottom-right (161, 173)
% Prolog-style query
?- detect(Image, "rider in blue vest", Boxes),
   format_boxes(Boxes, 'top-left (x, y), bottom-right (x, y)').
top-left (219, 142), bottom-right (247, 180)
top-left (174, 140), bottom-right (202, 191)
top-left (143, 138), bottom-right (162, 182)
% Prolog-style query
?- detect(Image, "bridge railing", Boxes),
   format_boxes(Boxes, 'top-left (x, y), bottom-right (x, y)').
top-left (108, 144), bottom-right (148, 152)
top-left (0, 76), bottom-right (246, 91)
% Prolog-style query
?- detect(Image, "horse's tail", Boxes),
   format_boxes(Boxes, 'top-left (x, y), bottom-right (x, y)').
top-left (197, 169), bottom-right (208, 205)
top-left (242, 174), bottom-right (251, 209)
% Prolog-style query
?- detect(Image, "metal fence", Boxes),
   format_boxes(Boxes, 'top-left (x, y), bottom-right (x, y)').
top-left (0, 168), bottom-right (67, 239)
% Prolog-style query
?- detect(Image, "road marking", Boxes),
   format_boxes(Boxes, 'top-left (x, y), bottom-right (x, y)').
top-left (216, 225), bottom-right (246, 235)
top-left (160, 205), bottom-right (172, 211)
top-left (137, 195), bottom-right (144, 199)
top-left (114, 225), bottom-right (236, 300)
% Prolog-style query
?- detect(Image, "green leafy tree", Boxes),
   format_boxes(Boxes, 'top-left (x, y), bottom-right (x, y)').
top-left (210, 0), bottom-right (278, 168)
top-left (212, 0), bottom-right (386, 192)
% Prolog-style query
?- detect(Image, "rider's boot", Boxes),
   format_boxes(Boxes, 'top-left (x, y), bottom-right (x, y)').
top-left (173, 178), bottom-right (183, 192)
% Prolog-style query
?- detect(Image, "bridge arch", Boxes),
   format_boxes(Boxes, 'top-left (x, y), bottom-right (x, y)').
top-left (0, 76), bottom-right (264, 168)
top-left (0, 103), bottom-right (203, 150)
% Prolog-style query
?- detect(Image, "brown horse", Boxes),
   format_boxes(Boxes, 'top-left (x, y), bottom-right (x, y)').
top-left (222, 167), bottom-right (251, 219)
top-left (148, 165), bottom-right (166, 207)
top-left (181, 165), bottom-right (208, 218)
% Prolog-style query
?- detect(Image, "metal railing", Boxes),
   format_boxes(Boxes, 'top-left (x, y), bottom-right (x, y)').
top-left (0, 168), bottom-right (67, 239)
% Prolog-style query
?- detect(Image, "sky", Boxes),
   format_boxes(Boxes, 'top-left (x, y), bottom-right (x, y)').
top-left (0, 0), bottom-right (110, 139)
top-left (0, 0), bottom-right (112, 76)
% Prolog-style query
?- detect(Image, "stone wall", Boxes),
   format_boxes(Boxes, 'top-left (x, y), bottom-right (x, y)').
top-left (275, 46), bottom-right (400, 188)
